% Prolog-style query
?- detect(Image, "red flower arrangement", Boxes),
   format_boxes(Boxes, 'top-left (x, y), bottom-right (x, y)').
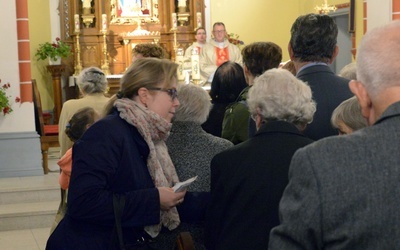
top-left (228, 33), bottom-right (244, 48)
top-left (0, 79), bottom-right (20, 115)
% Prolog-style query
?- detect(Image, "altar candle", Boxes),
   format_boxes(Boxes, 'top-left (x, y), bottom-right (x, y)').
top-left (172, 13), bottom-right (177, 29)
top-left (74, 14), bottom-right (80, 33)
top-left (196, 12), bottom-right (202, 29)
top-left (102, 14), bottom-right (107, 31)
top-left (191, 47), bottom-right (201, 80)
top-left (176, 48), bottom-right (185, 81)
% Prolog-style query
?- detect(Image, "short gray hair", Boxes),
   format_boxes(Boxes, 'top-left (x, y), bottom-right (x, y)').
top-left (357, 21), bottom-right (400, 97)
top-left (173, 84), bottom-right (211, 124)
top-left (77, 67), bottom-right (108, 94)
top-left (248, 68), bottom-right (316, 127)
top-left (339, 62), bottom-right (357, 80)
top-left (331, 96), bottom-right (367, 131)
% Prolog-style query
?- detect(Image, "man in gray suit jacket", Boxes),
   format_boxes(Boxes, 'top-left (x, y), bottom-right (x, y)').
top-left (269, 21), bottom-right (400, 249)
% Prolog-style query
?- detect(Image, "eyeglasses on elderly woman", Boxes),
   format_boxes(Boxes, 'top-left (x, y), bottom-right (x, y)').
top-left (147, 87), bottom-right (178, 101)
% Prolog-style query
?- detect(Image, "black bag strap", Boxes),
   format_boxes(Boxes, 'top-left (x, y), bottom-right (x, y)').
top-left (113, 194), bottom-right (126, 250)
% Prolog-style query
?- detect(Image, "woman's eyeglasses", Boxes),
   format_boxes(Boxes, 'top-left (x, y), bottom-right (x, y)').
top-left (147, 87), bottom-right (178, 100)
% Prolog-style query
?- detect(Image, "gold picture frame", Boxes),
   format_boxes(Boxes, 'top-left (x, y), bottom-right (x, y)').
top-left (110, 0), bottom-right (159, 24)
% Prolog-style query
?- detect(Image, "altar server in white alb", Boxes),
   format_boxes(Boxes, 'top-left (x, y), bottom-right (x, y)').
top-left (200, 22), bottom-right (242, 82)
top-left (184, 27), bottom-right (207, 59)
top-left (183, 27), bottom-right (208, 69)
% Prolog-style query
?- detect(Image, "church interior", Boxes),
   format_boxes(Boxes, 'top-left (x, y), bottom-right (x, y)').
top-left (0, 0), bottom-right (399, 248)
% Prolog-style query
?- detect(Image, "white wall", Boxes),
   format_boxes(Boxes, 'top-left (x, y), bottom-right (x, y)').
top-left (50, 0), bottom-right (61, 38)
top-left (0, 1), bottom-right (35, 133)
top-left (367, 0), bottom-right (392, 30)
top-left (5, 0), bottom-right (63, 132)
top-left (0, 1), bottom-right (42, 177)
top-left (204, 0), bottom-right (211, 41)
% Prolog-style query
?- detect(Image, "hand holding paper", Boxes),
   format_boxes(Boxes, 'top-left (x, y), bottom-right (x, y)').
top-left (173, 176), bottom-right (197, 192)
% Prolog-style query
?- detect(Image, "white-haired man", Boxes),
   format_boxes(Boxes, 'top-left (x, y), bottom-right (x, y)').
top-left (269, 21), bottom-right (400, 249)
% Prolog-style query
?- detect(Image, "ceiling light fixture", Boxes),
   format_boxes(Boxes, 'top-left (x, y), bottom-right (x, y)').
top-left (315, 0), bottom-right (337, 15)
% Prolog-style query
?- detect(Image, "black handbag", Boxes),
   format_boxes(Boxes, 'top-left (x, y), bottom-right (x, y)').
top-left (113, 194), bottom-right (126, 250)
top-left (112, 194), bottom-right (156, 250)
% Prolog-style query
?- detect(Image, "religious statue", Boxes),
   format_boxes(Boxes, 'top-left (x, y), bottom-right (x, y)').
top-left (178, 0), bottom-right (186, 12)
top-left (82, 0), bottom-right (92, 9)
top-left (82, 0), bottom-right (92, 15)
top-left (120, 0), bottom-right (143, 16)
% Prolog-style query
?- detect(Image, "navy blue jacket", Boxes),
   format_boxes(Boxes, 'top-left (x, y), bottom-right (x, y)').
top-left (205, 121), bottom-right (314, 249)
top-left (297, 65), bottom-right (353, 140)
top-left (47, 111), bottom-right (209, 249)
top-left (47, 112), bottom-right (162, 249)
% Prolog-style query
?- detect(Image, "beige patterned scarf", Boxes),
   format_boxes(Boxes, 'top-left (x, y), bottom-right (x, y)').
top-left (114, 98), bottom-right (180, 237)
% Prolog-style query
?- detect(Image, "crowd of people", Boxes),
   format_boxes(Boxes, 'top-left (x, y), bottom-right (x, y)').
top-left (46, 13), bottom-right (400, 250)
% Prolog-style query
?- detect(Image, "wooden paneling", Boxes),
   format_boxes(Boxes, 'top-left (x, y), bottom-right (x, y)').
top-left (59, 0), bottom-right (204, 75)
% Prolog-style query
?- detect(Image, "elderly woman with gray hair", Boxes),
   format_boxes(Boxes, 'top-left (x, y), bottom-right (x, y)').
top-left (167, 84), bottom-right (233, 191)
top-left (58, 66), bottom-right (109, 156)
top-left (167, 83), bottom-right (233, 249)
top-left (205, 68), bottom-right (316, 249)
top-left (248, 68), bottom-right (316, 132)
top-left (331, 96), bottom-right (367, 135)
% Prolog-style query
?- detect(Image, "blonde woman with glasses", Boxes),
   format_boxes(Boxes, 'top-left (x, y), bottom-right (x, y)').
top-left (47, 58), bottom-right (205, 249)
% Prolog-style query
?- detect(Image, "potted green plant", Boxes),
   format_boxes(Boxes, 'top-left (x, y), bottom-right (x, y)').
top-left (35, 37), bottom-right (72, 65)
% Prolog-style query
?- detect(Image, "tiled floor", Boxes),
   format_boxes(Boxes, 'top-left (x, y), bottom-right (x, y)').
top-left (0, 149), bottom-right (60, 250)
top-left (0, 227), bottom-right (51, 250)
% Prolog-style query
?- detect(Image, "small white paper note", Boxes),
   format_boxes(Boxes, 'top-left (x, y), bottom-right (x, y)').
top-left (172, 176), bottom-right (197, 193)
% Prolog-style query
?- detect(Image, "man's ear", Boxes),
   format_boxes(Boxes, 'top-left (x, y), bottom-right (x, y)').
top-left (329, 45), bottom-right (339, 64)
top-left (349, 80), bottom-right (372, 123)
top-left (288, 43), bottom-right (295, 61)
top-left (243, 64), bottom-right (250, 75)
top-left (254, 107), bottom-right (263, 130)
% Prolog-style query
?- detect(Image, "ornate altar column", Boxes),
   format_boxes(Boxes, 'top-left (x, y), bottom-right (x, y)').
top-left (46, 65), bottom-right (65, 124)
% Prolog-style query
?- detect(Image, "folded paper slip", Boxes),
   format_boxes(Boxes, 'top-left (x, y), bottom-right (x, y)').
top-left (173, 176), bottom-right (198, 192)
